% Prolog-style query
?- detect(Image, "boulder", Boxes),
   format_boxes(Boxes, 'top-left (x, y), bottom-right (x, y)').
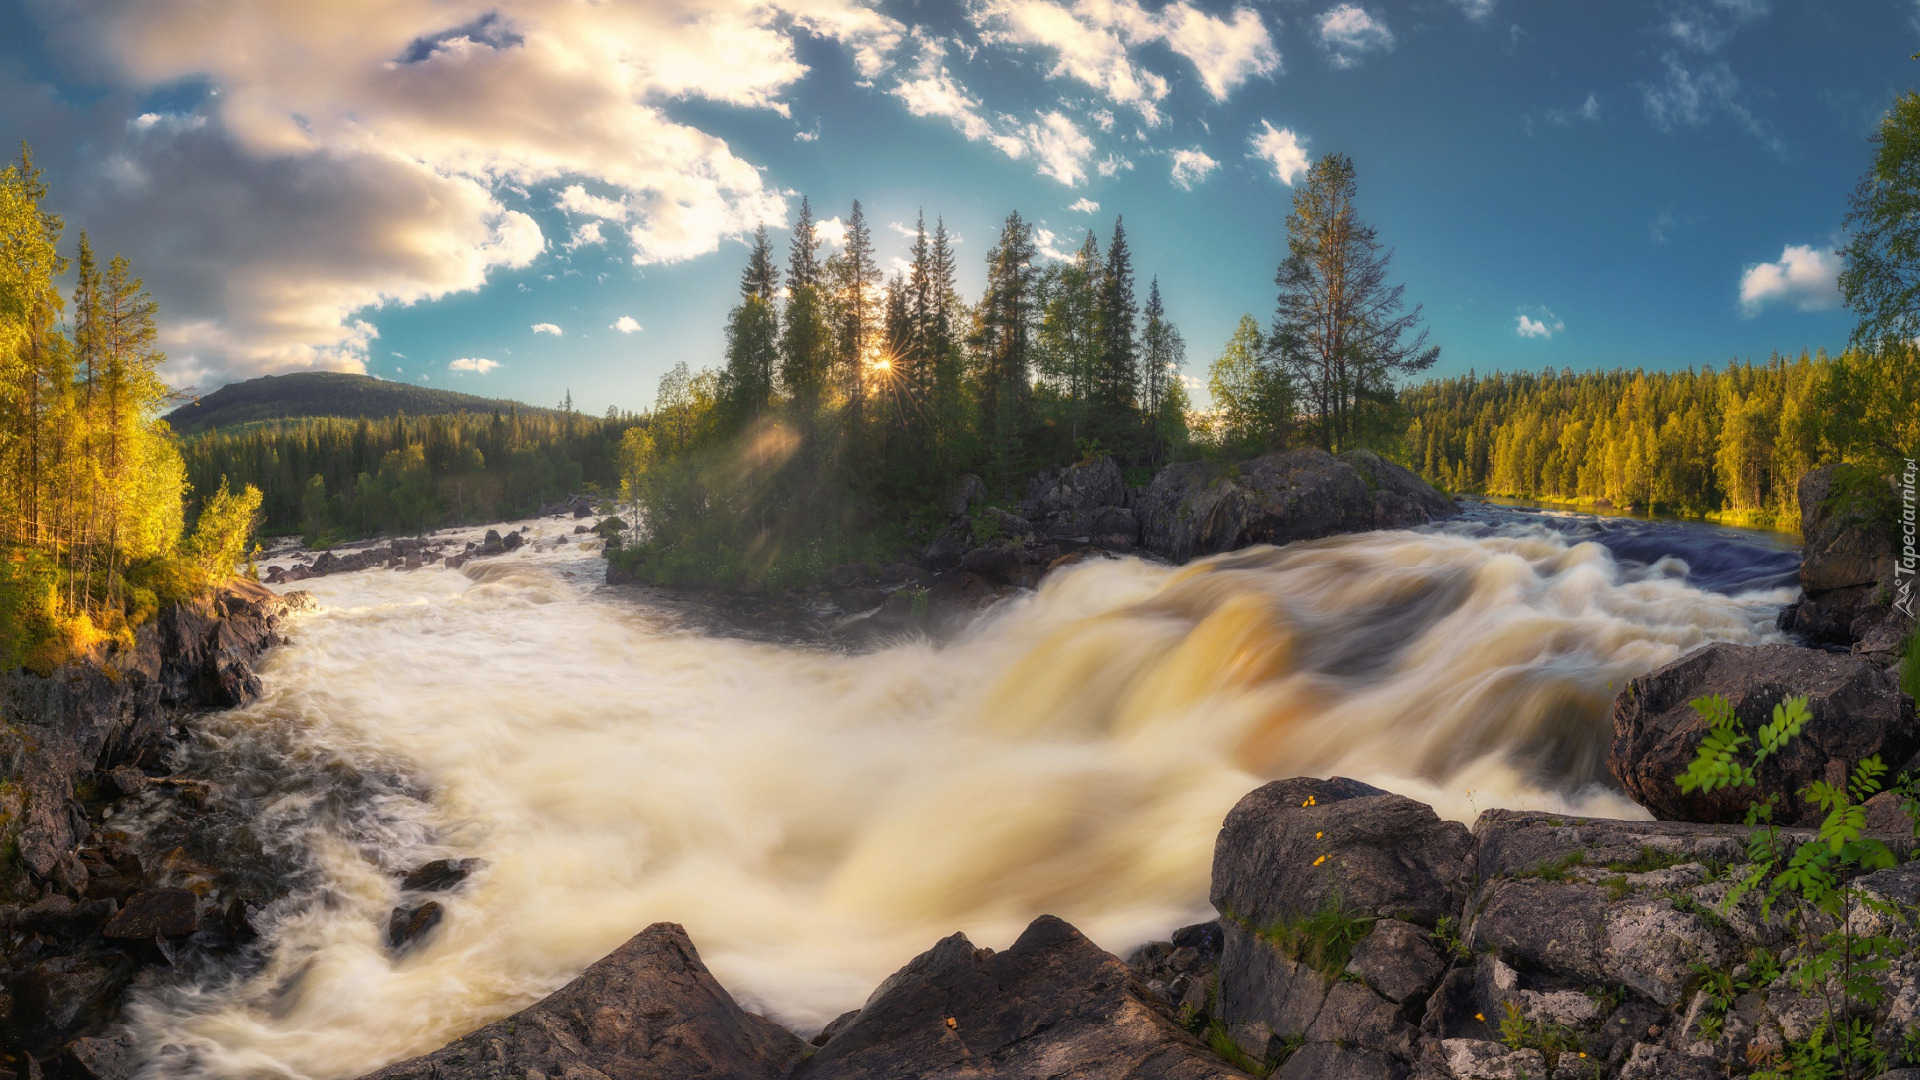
top-left (1340, 449), bottom-right (1458, 529)
top-left (480, 529), bottom-right (504, 554)
top-left (941, 473), bottom-right (988, 518)
top-left (1021, 457), bottom-right (1139, 543)
top-left (100, 887), bottom-right (199, 939)
top-left (792, 914), bottom-right (1245, 1079)
top-left (386, 901), bottom-right (443, 951)
top-left (1135, 449), bottom-right (1454, 564)
top-left (64, 1031), bottom-right (141, 1080)
top-left (399, 858), bottom-right (483, 893)
top-left (1608, 642), bottom-right (1919, 824)
top-left (1794, 464), bottom-right (1898, 645)
top-left (1211, 777), bottom-right (1475, 929)
top-left (355, 923), bottom-right (804, 1080)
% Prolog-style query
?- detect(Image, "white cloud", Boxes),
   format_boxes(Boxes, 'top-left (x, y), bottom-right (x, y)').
top-left (26, 0), bottom-right (907, 382)
top-left (1018, 111), bottom-right (1096, 186)
top-left (1169, 147), bottom-right (1218, 190)
top-left (1068, 198), bottom-right (1100, 213)
top-left (565, 221), bottom-right (607, 251)
top-left (556, 184), bottom-right (628, 221)
top-left (890, 35), bottom-right (996, 141)
top-left (1097, 153), bottom-right (1134, 178)
top-left (815, 215), bottom-right (849, 251)
top-left (1317, 5), bottom-right (1395, 68)
top-left (1665, 0), bottom-right (1767, 53)
top-left (612, 315), bottom-right (643, 333)
top-left (449, 357), bottom-right (500, 373)
top-left (1546, 93), bottom-right (1601, 126)
top-left (969, 0), bottom-right (1277, 122)
top-left (1641, 54), bottom-right (1780, 152)
top-left (1033, 227), bottom-right (1079, 262)
top-left (1449, 0), bottom-right (1497, 20)
top-left (1515, 310), bottom-right (1565, 339)
top-left (1739, 244), bottom-right (1842, 315)
top-left (531, 322), bottom-right (563, 335)
top-left (1249, 120), bottom-right (1310, 185)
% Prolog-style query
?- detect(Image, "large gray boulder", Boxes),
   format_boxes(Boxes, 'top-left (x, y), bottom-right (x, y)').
top-left (1022, 457), bottom-right (1139, 544)
top-left (354, 923), bottom-right (804, 1080)
top-left (1211, 777), bottom-right (1476, 929)
top-left (1608, 642), bottom-right (1918, 824)
top-left (1134, 448), bottom-right (1455, 564)
top-left (1791, 464), bottom-right (1899, 646)
top-left (793, 914), bottom-right (1247, 1079)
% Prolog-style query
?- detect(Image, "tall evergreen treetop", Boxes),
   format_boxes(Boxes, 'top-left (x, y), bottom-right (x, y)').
top-left (740, 224), bottom-right (780, 303)
top-left (788, 196), bottom-right (821, 291)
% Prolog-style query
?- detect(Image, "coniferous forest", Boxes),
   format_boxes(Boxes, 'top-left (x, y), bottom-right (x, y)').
top-left (0, 147), bottom-right (258, 672)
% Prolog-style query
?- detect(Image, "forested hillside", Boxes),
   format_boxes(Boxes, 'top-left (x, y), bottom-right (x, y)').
top-left (0, 146), bottom-right (258, 672)
top-left (164, 371), bottom-right (558, 434)
top-left (179, 408), bottom-right (635, 541)
top-left (1401, 346), bottom-right (1916, 527)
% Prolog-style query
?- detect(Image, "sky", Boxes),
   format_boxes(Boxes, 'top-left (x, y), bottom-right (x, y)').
top-left (0, 0), bottom-right (1911, 413)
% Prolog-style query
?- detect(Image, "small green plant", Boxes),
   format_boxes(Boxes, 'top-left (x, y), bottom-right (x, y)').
top-left (1257, 896), bottom-right (1376, 983)
top-left (1202, 1021), bottom-right (1280, 1076)
top-left (1603, 846), bottom-right (1689, 874)
top-left (1432, 915), bottom-right (1471, 961)
top-left (1681, 692), bottom-right (1916, 1079)
top-left (1497, 1000), bottom-right (1585, 1071)
top-left (1901, 629), bottom-right (1920, 703)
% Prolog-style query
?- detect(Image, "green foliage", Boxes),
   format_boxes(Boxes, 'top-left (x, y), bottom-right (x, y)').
top-left (1498, 1000), bottom-right (1585, 1070)
top-left (1401, 354), bottom-right (1836, 522)
top-left (163, 370), bottom-right (565, 435)
top-left (1256, 896), bottom-right (1376, 984)
top-left (1903, 628), bottom-right (1920, 709)
top-left (1203, 1021), bottom-right (1280, 1077)
top-left (182, 407), bottom-right (633, 540)
top-left (1432, 915), bottom-right (1471, 961)
top-left (184, 477), bottom-right (262, 582)
top-left (1683, 691), bottom-right (1920, 1078)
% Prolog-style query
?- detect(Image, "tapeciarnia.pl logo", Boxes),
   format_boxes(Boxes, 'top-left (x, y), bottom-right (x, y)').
top-left (1899, 457), bottom-right (1917, 619)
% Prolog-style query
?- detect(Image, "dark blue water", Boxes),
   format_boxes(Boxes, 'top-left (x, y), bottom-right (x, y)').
top-left (1450, 499), bottom-right (1802, 597)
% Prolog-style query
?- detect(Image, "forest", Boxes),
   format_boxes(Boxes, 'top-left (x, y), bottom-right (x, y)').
top-left (178, 407), bottom-right (636, 543)
top-left (0, 146), bottom-right (259, 673)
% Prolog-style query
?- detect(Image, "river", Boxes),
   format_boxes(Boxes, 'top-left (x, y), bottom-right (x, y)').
top-left (116, 506), bottom-right (1799, 1079)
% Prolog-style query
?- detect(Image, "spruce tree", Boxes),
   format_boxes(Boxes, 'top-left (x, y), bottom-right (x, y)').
top-left (779, 197), bottom-right (831, 413)
top-left (1092, 216), bottom-right (1140, 452)
top-left (979, 211), bottom-right (1038, 488)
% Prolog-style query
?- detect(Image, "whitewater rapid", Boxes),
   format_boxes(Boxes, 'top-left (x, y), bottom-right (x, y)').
top-left (123, 512), bottom-right (1797, 1080)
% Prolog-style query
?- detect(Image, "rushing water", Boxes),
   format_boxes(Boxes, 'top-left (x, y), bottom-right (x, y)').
top-left (120, 509), bottom-right (1798, 1080)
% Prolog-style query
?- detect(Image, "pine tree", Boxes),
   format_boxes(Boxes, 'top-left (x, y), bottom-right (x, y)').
top-left (741, 224), bottom-right (781, 303)
top-left (831, 199), bottom-right (880, 417)
top-left (1091, 216), bottom-right (1140, 452)
top-left (978, 211), bottom-right (1038, 488)
top-left (1271, 153), bottom-right (1437, 451)
top-left (1036, 230), bottom-right (1101, 445)
top-left (1139, 277), bottom-right (1188, 464)
top-left (779, 197), bottom-right (831, 414)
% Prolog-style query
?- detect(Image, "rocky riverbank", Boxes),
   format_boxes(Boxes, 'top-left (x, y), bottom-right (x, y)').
top-left (0, 581), bottom-right (303, 1078)
top-left (599, 447), bottom-right (1463, 647)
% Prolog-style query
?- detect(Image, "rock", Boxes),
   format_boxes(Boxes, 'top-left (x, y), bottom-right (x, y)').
top-left (100, 887), bottom-right (199, 939)
top-left (827, 563), bottom-right (867, 589)
top-left (923, 570), bottom-right (1010, 629)
top-left (104, 765), bottom-right (147, 797)
top-left (14, 955), bottom-right (124, 1034)
top-left (480, 529), bottom-right (504, 554)
top-left (942, 474), bottom-right (988, 518)
top-left (500, 532), bottom-right (524, 552)
top-left (1472, 880), bottom-right (1608, 983)
top-left (1273, 1042), bottom-right (1406, 1080)
top-left (924, 521), bottom-right (972, 570)
top-left (1796, 464), bottom-right (1897, 645)
top-left (1340, 450), bottom-right (1458, 529)
top-left (355, 923), bottom-right (804, 1080)
top-left (1615, 1042), bottom-right (1723, 1080)
top-left (1211, 777), bottom-right (1475, 929)
top-left (1472, 809), bottom-right (1754, 880)
top-left (958, 538), bottom-right (1030, 582)
top-left (1600, 897), bottom-right (1734, 1006)
top-left (573, 524), bottom-right (590, 534)
top-left (386, 901), bottom-right (444, 950)
top-left (1346, 919), bottom-right (1446, 1004)
top-left (811, 1009), bottom-right (861, 1047)
top-left (1440, 1039), bottom-right (1547, 1080)
top-left (1135, 448), bottom-right (1454, 564)
top-left (1021, 457), bottom-right (1139, 543)
top-left (790, 914), bottom-right (1244, 1079)
top-left (1608, 641), bottom-right (1919, 824)
top-left (399, 858), bottom-right (483, 893)
top-left (1215, 919), bottom-right (1333, 1055)
top-left (64, 1031), bottom-right (141, 1080)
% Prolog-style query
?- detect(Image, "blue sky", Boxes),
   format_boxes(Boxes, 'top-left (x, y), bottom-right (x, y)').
top-left (0, 0), bottom-right (1910, 413)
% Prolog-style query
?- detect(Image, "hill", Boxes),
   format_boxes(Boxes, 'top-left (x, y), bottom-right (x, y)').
top-left (163, 372), bottom-right (556, 434)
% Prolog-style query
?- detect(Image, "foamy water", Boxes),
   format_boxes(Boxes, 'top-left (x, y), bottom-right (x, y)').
top-left (123, 515), bottom-right (1794, 1079)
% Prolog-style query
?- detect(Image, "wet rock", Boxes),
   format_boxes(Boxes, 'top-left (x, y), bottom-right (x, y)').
top-left (14, 954), bottom-right (124, 1034)
top-left (480, 529), bottom-right (504, 554)
top-left (399, 858), bottom-right (484, 894)
top-left (791, 914), bottom-right (1244, 1079)
top-left (1022, 457), bottom-right (1140, 543)
top-left (958, 538), bottom-right (1029, 582)
top-left (1211, 776), bottom-right (1475, 929)
top-left (356, 923), bottom-right (803, 1080)
top-left (101, 887), bottom-right (199, 939)
top-left (923, 570), bottom-right (1011, 628)
top-left (386, 901), bottom-right (444, 951)
top-left (924, 520), bottom-right (972, 570)
top-left (64, 1031), bottom-right (141, 1080)
top-left (500, 531), bottom-right (524, 552)
top-left (1608, 641), bottom-right (1918, 823)
top-left (104, 765), bottom-right (147, 797)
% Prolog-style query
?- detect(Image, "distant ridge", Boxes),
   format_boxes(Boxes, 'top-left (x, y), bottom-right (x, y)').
top-left (164, 372), bottom-right (557, 434)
